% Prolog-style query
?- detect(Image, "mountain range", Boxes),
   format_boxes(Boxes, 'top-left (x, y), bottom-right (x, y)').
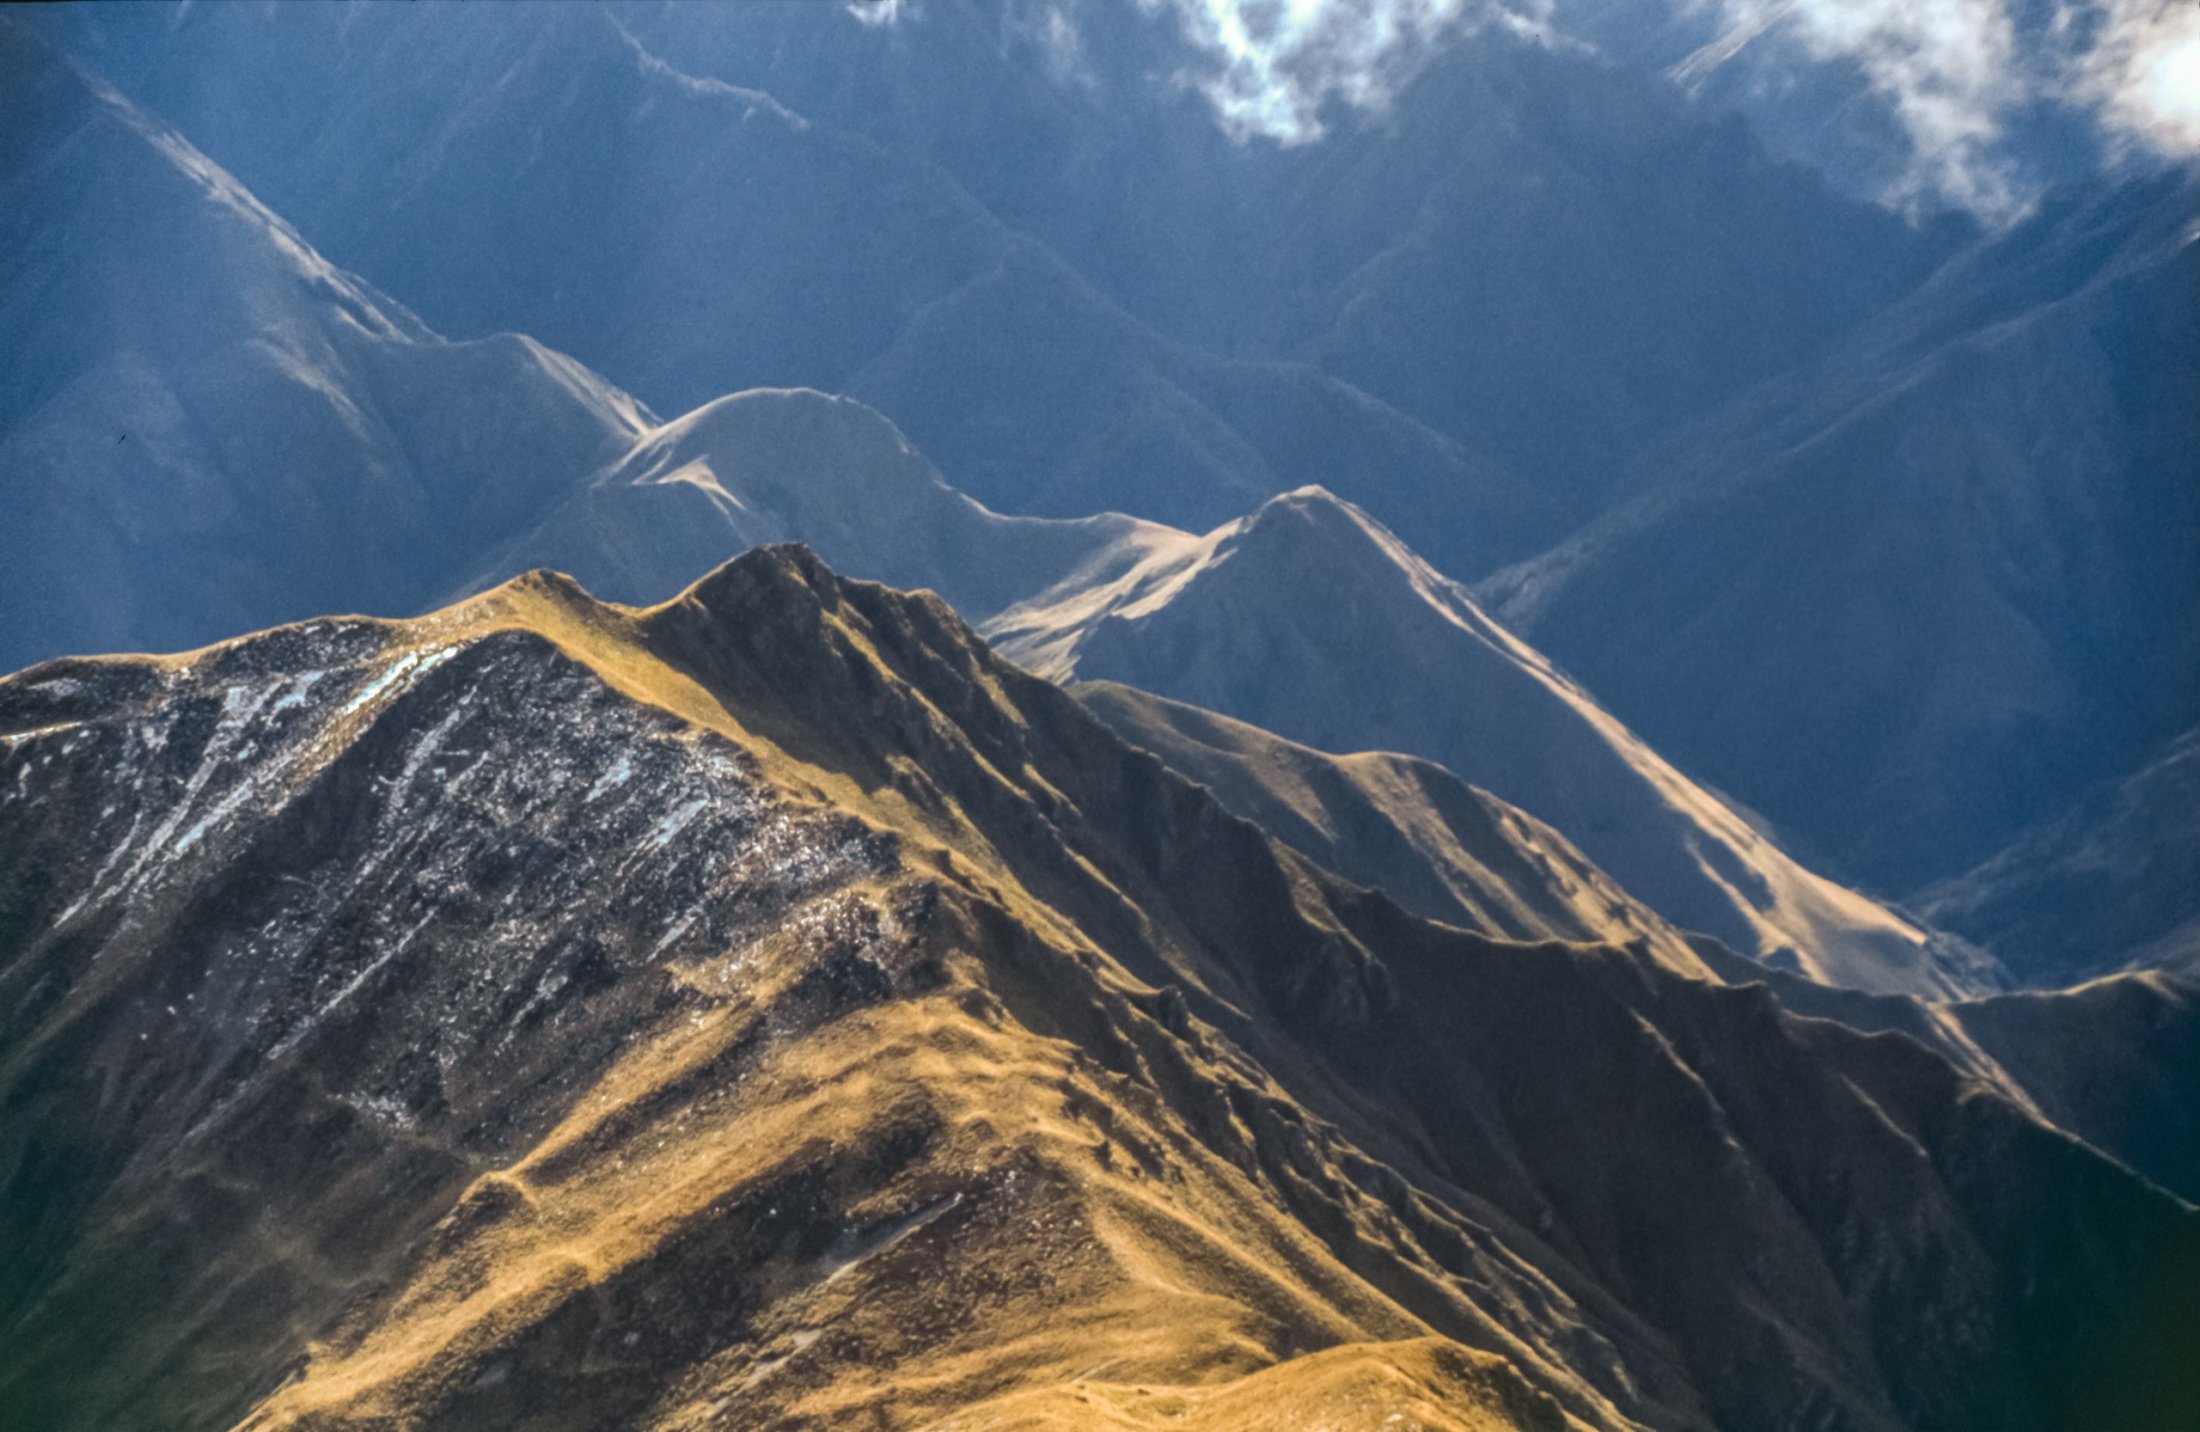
top-left (3, 9), bottom-right (2196, 1426)
top-left (0, 29), bottom-right (1987, 999)
top-left (15, 1), bottom-right (2193, 909)
top-left (1484, 173), bottom-right (2200, 888)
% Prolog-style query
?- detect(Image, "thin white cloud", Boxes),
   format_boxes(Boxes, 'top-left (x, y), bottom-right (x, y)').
top-left (1148, 0), bottom-right (1493, 142)
top-left (2070, 0), bottom-right (2200, 156)
top-left (1152, 0), bottom-right (2199, 215)
top-left (1032, 6), bottom-right (1099, 90)
top-left (1705, 0), bottom-right (2031, 216)
top-left (1688, 0), bottom-right (2200, 216)
top-left (845, 0), bottom-right (913, 29)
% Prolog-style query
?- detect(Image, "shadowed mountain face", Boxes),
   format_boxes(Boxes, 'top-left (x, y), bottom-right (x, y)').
top-left (1076, 682), bottom-right (2200, 1208)
top-left (991, 487), bottom-right (1995, 998)
top-left (0, 29), bottom-right (649, 679)
top-left (1950, 972), bottom-right (2200, 1205)
top-left (3, 548), bottom-right (2195, 1432)
top-left (13, 2), bottom-right (1546, 571)
top-left (1918, 726), bottom-right (2200, 986)
top-left (1072, 680), bottom-right (1706, 970)
top-left (1484, 176), bottom-right (2200, 888)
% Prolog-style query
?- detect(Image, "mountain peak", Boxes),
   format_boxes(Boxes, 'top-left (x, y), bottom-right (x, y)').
top-left (1000, 488), bottom-right (1986, 997)
top-left (1239, 483), bottom-right (1380, 539)
top-left (1223, 484), bottom-right (1445, 595)
top-left (0, 18), bottom-right (422, 351)
top-left (670, 540), bottom-right (841, 619)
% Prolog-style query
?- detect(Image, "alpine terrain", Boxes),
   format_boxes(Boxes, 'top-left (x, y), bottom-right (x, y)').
top-left (4, 3), bottom-right (2197, 1429)
top-left (3, 551), bottom-right (2194, 1432)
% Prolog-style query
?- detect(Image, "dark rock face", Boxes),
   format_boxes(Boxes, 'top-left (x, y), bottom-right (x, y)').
top-left (3, 550), bottom-right (2194, 1432)
top-left (1951, 972), bottom-right (2200, 1205)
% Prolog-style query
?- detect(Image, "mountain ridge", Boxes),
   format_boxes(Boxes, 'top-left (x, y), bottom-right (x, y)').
top-left (989, 487), bottom-right (1996, 998)
top-left (4, 546), bottom-right (2194, 1430)
top-left (0, 53), bottom-right (1964, 1005)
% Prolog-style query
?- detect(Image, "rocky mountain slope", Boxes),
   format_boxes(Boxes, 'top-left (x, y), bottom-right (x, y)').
top-left (3, 548), bottom-right (2194, 1432)
top-left (1951, 971), bottom-right (2200, 1205)
top-left (1073, 681), bottom-right (1703, 969)
top-left (989, 487), bottom-right (1995, 997)
top-left (1076, 683), bottom-right (2200, 1207)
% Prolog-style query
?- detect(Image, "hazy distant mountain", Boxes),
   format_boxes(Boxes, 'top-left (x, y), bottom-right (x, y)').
top-left (1918, 726), bottom-right (2200, 986)
top-left (1263, 34), bottom-right (1959, 505)
top-left (4, 548), bottom-right (2190, 1431)
top-left (614, 1), bottom-right (1958, 504)
top-left (986, 487), bottom-right (1995, 997)
top-left (22, 0), bottom-right (1963, 580)
top-left (0, 26), bottom-right (646, 676)
top-left (1548, 0), bottom-right (2113, 214)
top-left (1485, 175), bottom-right (2200, 887)
top-left (452, 386), bottom-right (1181, 623)
top-left (21, 1), bottom-right (1548, 570)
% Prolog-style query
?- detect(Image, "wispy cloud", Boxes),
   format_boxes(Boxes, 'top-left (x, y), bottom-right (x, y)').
top-left (2069, 0), bottom-right (2200, 156)
top-left (1697, 0), bottom-right (2032, 216)
top-left (1147, 0), bottom-right (1507, 142)
top-left (1686, 0), bottom-right (2200, 215)
top-left (845, 0), bottom-right (913, 29)
top-left (1151, 0), bottom-right (2199, 215)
